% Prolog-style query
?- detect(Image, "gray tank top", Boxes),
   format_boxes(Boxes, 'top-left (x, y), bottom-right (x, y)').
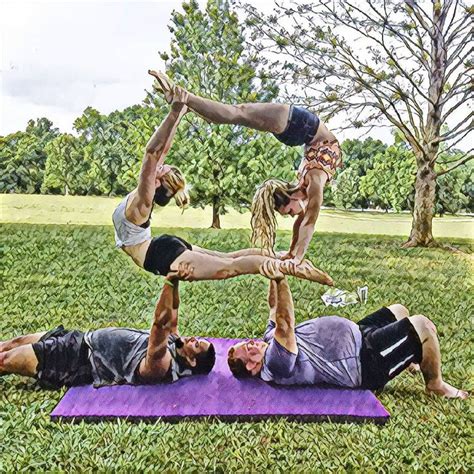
top-left (84, 327), bottom-right (150, 387)
top-left (112, 194), bottom-right (151, 248)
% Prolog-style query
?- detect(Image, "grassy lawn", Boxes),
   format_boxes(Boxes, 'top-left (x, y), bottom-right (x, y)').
top-left (1, 223), bottom-right (472, 471)
top-left (2, 193), bottom-right (473, 239)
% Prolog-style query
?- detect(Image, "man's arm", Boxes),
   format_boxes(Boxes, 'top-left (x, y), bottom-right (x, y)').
top-left (170, 279), bottom-right (180, 334)
top-left (126, 103), bottom-right (187, 225)
top-left (290, 170), bottom-right (327, 263)
top-left (273, 278), bottom-right (298, 354)
top-left (139, 280), bottom-right (178, 381)
top-left (268, 280), bottom-right (278, 323)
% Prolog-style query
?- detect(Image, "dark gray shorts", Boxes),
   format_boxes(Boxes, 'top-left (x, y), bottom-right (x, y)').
top-left (32, 326), bottom-right (93, 389)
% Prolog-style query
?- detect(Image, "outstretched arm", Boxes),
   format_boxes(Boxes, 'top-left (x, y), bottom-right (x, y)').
top-left (126, 103), bottom-right (187, 225)
top-left (268, 280), bottom-right (278, 323)
top-left (290, 170), bottom-right (327, 263)
top-left (273, 278), bottom-right (297, 354)
top-left (139, 280), bottom-right (179, 381)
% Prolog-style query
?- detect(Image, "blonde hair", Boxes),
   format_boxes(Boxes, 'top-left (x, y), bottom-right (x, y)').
top-left (162, 165), bottom-right (189, 209)
top-left (250, 179), bottom-right (299, 253)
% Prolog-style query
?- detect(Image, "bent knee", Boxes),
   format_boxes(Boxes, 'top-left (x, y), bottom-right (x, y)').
top-left (409, 315), bottom-right (437, 337)
top-left (388, 303), bottom-right (409, 319)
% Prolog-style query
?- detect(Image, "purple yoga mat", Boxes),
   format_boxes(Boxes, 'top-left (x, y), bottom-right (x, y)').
top-left (51, 338), bottom-right (390, 423)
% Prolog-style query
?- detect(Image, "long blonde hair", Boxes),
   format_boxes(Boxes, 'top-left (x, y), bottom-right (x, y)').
top-left (162, 165), bottom-right (189, 209)
top-left (251, 179), bottom-right (300, 253)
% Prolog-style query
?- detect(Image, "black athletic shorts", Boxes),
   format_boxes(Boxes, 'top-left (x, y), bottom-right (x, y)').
top-left (143, 234), bottom-right (193, 276)
top-left (32, 326), bottom-right (93, 389)
top-left (273, 105), bottom-right (320, 146)
top-left (358, 307), bottom-right (423, 390)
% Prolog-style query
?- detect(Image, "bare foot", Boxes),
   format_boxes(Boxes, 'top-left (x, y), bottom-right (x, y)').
top-left (259, 259), bottom-right (285, 281)
top-left (426, 381), bottom-right (468, 399)
top-left (280, 259), bottom-right (334, 286)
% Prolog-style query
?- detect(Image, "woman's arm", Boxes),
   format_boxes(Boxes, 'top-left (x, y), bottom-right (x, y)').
top-left (126, 103), bottom-right (187, 225)
top-left (289, 170), bottom-right (327, 264)
top-left (282, 213), bottom-right (304, 259)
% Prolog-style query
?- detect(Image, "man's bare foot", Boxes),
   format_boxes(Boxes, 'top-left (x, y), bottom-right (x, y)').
top-left (426, 381), bottom-right (468, 399)
top-left (148, 70), bottom-right (175, 104)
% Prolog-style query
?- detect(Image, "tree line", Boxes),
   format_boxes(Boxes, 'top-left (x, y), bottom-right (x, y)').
top-left (1, 0), bottom-right (472, 238)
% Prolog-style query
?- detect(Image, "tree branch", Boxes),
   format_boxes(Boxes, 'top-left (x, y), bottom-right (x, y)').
top-left (436, 153), bottom-right (474, 176)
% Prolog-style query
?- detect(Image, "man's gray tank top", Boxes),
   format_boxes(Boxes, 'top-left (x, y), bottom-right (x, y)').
top-left (84, 327), bottom-right (150, 387)
top-left (112, 194), bottom-right (151, 248)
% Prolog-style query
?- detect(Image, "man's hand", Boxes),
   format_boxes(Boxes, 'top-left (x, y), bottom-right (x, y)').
top-left (166, 262), bottom-right (195, 281)
top-left (171, 87), bottom-right (189, 111)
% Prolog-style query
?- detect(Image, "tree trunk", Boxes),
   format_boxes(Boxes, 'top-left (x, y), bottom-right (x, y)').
top-left (404, 3), bottom-right (446, 248)
top-left (211, 195), bottom-right (221, 229)
top-left (403, 158), bottom-right (437, 247)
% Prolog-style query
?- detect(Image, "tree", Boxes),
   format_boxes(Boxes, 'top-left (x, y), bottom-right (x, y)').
top-left (153, 0), bottom-right (291, 228)
top-left (332, 167), bottom-right (362, 210)
top-left (360, 144), bottom-right (417, 212)
top-left (42, 134), bottom-right (84, 195)
top-left (244, 0), bottom-right (473, 246)
top-left (436, 155), bottom-right (473, 215)
top-left (0, 118), bottom-right (58, 193)
top-left (73, 106), bottom-right (157, 196)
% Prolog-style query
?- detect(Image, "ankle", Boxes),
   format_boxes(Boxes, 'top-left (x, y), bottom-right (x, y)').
top-left (426, 379), bottom-right (444, 391)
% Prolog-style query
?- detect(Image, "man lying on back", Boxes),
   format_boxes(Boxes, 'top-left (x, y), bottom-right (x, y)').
top-left (0, 277), bottom-right (215, 388)
top-left (227, 273), bottom-right (467, 399)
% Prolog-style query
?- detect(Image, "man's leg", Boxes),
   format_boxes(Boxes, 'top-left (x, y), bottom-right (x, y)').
top-left (0, 332), bottom-right (46, 353)
top-left (409, 315), bottom-right (468, 399)
top-left (0, 345), bottom-right (38, 377)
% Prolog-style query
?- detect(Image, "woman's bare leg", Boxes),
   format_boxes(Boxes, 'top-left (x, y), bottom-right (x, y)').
top-left (409, 315), bottom-right (468, 399)
top-left (170, 250), bottom-right (333, 285)
top-left (148, 70), bottom-right (290, 133)
top-left (186, 93), bottom-right (290, 134)
top-left (191, 246), bottom-right (270, 259)
top-left (0, 345), bottom-right (38, 377)
top-left (0, 332), bottom-right (46, 353)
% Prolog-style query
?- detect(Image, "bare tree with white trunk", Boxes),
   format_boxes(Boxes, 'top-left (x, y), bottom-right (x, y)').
top-left (243, 0), bottom-right (473, 247)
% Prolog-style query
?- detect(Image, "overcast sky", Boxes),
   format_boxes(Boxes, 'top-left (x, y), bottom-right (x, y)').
top-left (0, 0), bottom-right (470, 149)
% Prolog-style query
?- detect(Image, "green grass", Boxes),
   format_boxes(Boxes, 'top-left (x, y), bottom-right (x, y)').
top-left (1, 224), bottom-right (473, 471)
top-left (2, 193), bottom-right (473, 238)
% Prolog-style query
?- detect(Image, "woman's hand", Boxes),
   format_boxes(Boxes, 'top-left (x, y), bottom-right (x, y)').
top-left (276, 251), bottom-right (295, 261)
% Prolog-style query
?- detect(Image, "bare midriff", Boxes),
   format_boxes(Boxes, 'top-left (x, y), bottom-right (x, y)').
top-left (122, 239), bottom-right (151, 268)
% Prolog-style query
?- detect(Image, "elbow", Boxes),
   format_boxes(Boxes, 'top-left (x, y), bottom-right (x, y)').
top-left (145, 145), bottom-right (164, 157)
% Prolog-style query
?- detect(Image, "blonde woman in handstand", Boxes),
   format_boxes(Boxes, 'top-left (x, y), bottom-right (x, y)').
top-left (111, 73), bottom-right (333, 285)
top-left (150, 70), bottom-right (342, 264)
